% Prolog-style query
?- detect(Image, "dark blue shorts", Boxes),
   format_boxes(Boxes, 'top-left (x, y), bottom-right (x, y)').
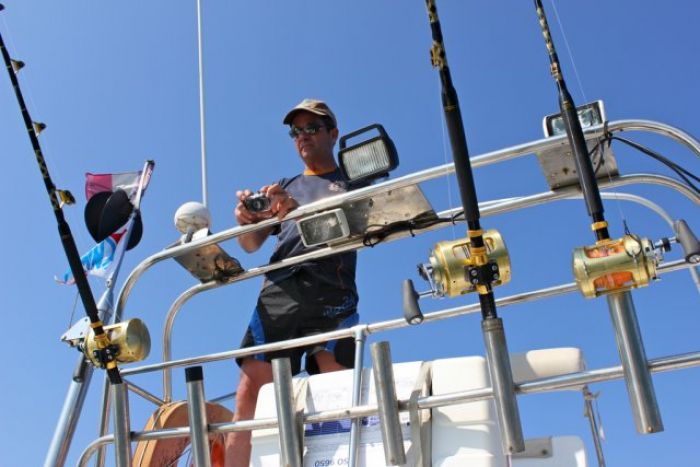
top-left (238, 269), bottom-right (359, 375)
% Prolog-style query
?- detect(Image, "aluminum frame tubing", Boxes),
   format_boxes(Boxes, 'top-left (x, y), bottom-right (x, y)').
top-left (44, 361), bottom-right (94, 467)
top-left (78, 351), bottom-right (700, 467)
top-left (272, 358), bottom-right (302, 467)
top-left (370, 342), bottom-right (407, 465)
top-left (111, 382), bottom-right (131, 467)
top-left (482, 317), bottom-right (524, 454)
top-left (122, 258), bottom-right (693, 379)
top-left (348, 326), bottom-right (368, 467)
top-left (607, 291), bottom-right (663, 433)
top-left (185, 366), bottom-right (212, 467)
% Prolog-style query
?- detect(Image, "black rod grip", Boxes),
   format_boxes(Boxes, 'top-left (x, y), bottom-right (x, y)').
top-left (402, 279), bottom-right (424, 325)
top-left (534, 0), bottom-right (607, 235)
top-left (558, 86), bottom-right (605, 221)
top-left (425, 0), bottom-right (481, 227)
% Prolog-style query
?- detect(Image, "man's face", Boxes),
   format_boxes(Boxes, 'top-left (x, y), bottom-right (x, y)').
top-left (291, 112), bottom-right (338, 167)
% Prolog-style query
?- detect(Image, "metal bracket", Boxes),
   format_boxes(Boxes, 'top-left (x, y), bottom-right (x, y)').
top-left (511, 437), bottom-right (554, 459)
top-left (60, 316), bottom-right (91, 345)
top-left (536, 135), bottom-right (618, 190)
top-left (171, 228), bottom-right (243, 283)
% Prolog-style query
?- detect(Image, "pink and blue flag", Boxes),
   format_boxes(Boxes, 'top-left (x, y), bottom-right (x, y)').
top-left (56, 220), bottom-right (131, 285)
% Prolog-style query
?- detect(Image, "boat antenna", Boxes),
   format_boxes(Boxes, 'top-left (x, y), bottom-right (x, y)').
top-left (422, 0), bottom-right (524, 453)
top-left (196, 0), bottom-right (209, 206)
top-left (0, 12), bottom-right (122, 384)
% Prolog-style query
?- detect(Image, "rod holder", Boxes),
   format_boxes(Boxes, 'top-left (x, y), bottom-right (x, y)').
top-left (370, 341), bottom-right (407, 465)
top-left (482, 317), bottom-right (524, 454)
top-left (349, 326), bottom-right (368, 467)
top-left (110, 381), bottom-right (131, 467)
top-left (606, 292), bottom-right (663, 434)
top-left (185, 366), bottom-right (212, 467)
top-left (272, 358), bottom-right (302, 467)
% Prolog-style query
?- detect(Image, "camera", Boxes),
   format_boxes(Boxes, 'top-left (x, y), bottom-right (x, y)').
top-left (243, 192), bottom-right (271, 213)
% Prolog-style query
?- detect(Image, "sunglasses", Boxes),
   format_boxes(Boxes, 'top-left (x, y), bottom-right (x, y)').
top-left (288, 123), bottom-right (327, 139)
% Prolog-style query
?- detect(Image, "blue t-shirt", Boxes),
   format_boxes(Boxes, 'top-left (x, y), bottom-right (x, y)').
top-left (264, 169), bottom-right (358, 301)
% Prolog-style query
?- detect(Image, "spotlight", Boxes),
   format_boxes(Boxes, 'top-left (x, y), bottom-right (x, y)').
top-left (543, 100), bottom-right (605, 138)
top-left (296, 208), bottom-right (350, 247)
top-left (338, 124), bottom-right (399, 186)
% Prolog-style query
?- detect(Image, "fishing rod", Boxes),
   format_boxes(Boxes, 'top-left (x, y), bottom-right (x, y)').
top-left (0, 7), bottom-right (122, 385)
top-left (533, 0), bottom-right (608, 240)
top-left (412, 0), bottom-right (524, 453)
top-left (533, 0), bottom-right (663, 434)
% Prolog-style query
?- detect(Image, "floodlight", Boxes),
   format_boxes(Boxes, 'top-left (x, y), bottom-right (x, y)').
top-left (338, 124), bottom-right (398, 185)
top-left (296, 208), bottom-right (350, 247)
top-left (543, 100), bottom-right (606, 138)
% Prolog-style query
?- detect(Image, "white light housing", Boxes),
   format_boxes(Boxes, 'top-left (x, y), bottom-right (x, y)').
top-left (543, 100), bottom-right (606, 138)
top-left (296, 208), bottom-right (350, 247)
top-left (338, 124), bottom-right (399, 185)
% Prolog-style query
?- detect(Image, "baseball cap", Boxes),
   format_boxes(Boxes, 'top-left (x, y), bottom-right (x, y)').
top-left (282, 98), bottom-right (337, 128)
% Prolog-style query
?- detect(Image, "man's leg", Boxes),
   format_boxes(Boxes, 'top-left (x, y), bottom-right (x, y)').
top-left (313, 350), bottom-right (348, 373)
top-left (225, 358), bottom-right (273, 467)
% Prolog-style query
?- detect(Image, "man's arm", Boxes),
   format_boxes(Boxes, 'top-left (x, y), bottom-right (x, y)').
top-left (234, 185), bottom-right (298, 253)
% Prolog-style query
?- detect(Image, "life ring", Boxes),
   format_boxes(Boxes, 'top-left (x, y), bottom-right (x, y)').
top-left (132, 400), bottom-right (233, 466)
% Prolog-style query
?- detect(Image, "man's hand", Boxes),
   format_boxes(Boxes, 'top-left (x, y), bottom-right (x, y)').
top-left (234, 188), bottom-right (275, 253)
top-left (235, 189), bottom-right (272, 225)
top-left (233, 185), bottom-right (298, 253)
top-left (264, 184), bottom-right (299, 220)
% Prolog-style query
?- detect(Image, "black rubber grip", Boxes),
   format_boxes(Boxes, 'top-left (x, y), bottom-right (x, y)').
top-left (402, 279), bottom-right (424, 325)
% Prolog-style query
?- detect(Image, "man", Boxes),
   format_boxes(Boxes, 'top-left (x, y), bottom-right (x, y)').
top-left (225, 99), bottom-right (359, 466)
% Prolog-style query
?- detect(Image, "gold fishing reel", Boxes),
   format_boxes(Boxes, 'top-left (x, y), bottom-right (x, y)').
top-left (573, 234), bottom-right (658, 298)
top-left (420, 229), bottom-right (511, 297)
top-left (62, 317), bottom-right (151, 368)
top-left (84, 319), bottom-right (151, 368)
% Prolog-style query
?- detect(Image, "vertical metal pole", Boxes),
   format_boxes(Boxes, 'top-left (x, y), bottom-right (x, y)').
top-left (583, 387), bottom-right (606, 467)
top-left (95, 376), bottom-right (111, 467)
top-left (272, 358), bottom-right (302, 467)
top-left (44, 360), bottom-right (94, 467)
top-left (348, 326), bottom-right (367, 467)
top-left (370, 342), bottom-right (406, 466)
top-left (607, 292), bottom-right (663, 433)
top-left (196, 0), bottom-right (208, 206)
top-left (111, 381), bottom-right (131, 467)
top-left (185, 366), bottom-right (212, 467)
top-left (482, 317), bottom-right (525, 454)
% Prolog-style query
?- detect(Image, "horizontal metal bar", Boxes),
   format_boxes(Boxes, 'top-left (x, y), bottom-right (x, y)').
top-left (137, 173), bottom-right (699, 336)
top-left (157, 181), bottom-right (699, 400)
top-left (121, 258), bottom-right (691, 377)
top-left (80, 350), bottom-right (700, 467)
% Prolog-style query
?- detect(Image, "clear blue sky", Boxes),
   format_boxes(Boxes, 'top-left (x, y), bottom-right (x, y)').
top-left (1, 1), bottom-right (698, 466)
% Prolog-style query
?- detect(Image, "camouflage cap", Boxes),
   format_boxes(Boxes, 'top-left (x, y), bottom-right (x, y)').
top-left (282, 98), bottom-right (337, 128)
